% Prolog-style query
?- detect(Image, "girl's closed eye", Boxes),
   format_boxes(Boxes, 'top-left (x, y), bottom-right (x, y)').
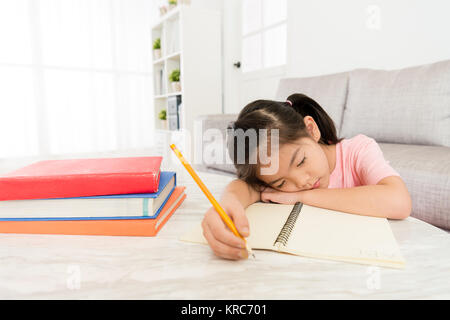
top-left (276, 181), bottom-right (285, 188)
top-left (276, 157), bottom-right (306, 188)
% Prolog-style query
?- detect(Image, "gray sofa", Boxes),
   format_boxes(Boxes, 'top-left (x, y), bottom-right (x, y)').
top-left (195, 59), bottom-right (450, 231)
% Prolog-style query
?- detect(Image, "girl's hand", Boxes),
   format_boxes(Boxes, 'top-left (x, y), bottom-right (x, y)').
top-left (201, 196), bottom-right (250, 260)
top-left (261, 187), bottom-right (304, 204)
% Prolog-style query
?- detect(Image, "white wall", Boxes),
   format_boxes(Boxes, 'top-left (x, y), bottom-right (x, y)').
top-left (189, 0), bottom-right (222, 11)
top-left (159, 0), bottom-right (450, 114)
top-left (287, 0), bottom-right (450, 77)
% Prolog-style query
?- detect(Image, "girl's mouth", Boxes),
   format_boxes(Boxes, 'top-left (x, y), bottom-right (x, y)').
top-left (312, 179), bottom-right (320, 189)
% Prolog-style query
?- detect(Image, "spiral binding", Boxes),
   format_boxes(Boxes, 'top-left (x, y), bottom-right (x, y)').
top-left (273, 202), bottom-right (303, 247)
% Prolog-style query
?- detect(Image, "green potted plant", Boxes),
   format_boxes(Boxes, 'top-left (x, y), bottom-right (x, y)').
top-left (168, 0), bottom-right (177, 10)
top-left (158, 109), bottom-right (167, 130)
top-left (169, 69), bottom-right (181, 92)
top-left (153, 38), bottom-right (161, 60)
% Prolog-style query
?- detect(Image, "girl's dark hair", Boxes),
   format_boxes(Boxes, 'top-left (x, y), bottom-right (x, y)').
top-left (227, 93), bottom-right (343, 192)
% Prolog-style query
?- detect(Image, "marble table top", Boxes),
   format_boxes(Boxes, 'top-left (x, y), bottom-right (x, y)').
top-left (1, 168), bottom-right (449, 299)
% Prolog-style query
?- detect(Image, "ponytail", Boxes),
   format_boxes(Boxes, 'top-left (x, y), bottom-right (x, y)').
top-left (286, 93), bottom-right (342, 145)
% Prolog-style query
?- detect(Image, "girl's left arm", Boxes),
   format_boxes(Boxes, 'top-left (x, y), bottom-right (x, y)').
top-left (262, 176), bottom-right (412, 219)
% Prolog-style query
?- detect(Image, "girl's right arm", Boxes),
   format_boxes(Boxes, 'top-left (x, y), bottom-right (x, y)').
top-left (201, 178), bottom-right (261, 260)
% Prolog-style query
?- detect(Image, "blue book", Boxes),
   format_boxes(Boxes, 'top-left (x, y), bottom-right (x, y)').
top-left (0, 171), bottom-right (176, 221)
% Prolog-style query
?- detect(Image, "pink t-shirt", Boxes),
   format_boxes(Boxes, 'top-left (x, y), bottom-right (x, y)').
top-left (328, 134), bottom-right (400, 189)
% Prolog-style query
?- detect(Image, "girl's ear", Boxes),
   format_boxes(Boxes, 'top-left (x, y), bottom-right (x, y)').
top-left (303, 116), bottom-right (321, 142)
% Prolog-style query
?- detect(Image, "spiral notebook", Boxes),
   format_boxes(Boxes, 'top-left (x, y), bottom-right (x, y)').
top-left (180, 202), bottom-right (405, 269)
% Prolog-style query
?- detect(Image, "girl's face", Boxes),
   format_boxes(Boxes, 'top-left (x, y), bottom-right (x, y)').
top-left (256, 116), bottom-right (335, 192)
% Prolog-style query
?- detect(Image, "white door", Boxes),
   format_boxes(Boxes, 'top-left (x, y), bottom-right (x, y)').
top-left (223, 0), bottom-right (288, 114)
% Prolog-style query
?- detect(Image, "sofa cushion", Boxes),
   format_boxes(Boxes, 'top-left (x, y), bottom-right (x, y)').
top-left (340, 59), bottom-right (450, 147)
top-left (379, 143), bottom-right (450, 230)
top-left (275, 72), bottom-right (349, 135)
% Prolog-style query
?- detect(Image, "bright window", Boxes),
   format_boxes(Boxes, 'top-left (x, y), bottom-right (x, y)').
top-left (0, 0), bottom-right (157, 159)
top-left (242, 0), bottom-right (287, 73)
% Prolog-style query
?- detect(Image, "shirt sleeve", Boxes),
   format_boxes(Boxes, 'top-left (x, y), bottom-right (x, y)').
top-left (353, 135), bottom-right (401, 185)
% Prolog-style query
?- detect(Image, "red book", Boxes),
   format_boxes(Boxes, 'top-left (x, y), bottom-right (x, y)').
top-left (0, 156), bottom-right (162, 201)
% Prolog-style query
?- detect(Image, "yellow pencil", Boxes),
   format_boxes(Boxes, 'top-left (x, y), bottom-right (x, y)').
top-left (170, 144), bottom-right (255, 259)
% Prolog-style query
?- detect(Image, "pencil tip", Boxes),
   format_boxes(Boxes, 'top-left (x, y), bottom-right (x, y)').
top-left (245, 242), bottom-right (255, 259)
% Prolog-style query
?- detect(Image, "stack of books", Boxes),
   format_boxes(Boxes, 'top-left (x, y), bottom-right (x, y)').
top-left (0, 156), bottom-right (186, 236)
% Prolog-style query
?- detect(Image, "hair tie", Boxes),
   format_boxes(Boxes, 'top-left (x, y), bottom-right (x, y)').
top-left (286, 100), bottom-right (292, 106)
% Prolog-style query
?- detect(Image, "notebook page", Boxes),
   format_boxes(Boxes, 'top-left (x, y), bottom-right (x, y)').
top-left (179, 202), bottom-right (293, 250)
top-left (245, 202), bottom-right (294, 250)
top-left (282, 205), bottom-right (405, 268)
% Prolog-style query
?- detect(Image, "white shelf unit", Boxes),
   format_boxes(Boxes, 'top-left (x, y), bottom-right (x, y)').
top-left (151, 5), bottom-right (222, 166)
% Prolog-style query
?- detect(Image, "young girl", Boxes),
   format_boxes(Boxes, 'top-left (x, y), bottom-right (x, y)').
top-left (201, 93), bottom-right (412, 261)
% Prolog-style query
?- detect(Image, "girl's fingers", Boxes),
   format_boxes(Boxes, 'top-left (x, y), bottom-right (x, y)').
top-left (261, 191), bottom-right (274, 202)
top-left (204, 211), bottom-right (246, 249)
top-left (202, 219), bottom-right (246, 260)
